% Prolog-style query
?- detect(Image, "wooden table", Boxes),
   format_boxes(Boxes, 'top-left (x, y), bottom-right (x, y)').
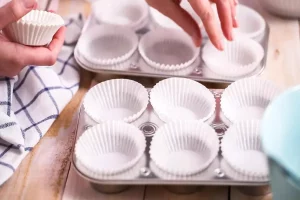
top-left (0, 0), bottom-right (299, 199)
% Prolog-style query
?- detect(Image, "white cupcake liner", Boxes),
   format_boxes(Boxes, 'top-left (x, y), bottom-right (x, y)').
top-left (92, 0), bottom-right (149, 31)
top-left (202, 38), bottom-right (264, 77)
top-left (4, 10), bottom-right (64, 46)
top-left (149, 8), bottom-right (181, 30)
top-left (140, 56), bottom-right (199, 76)
top-left (75, 121), bottom-right (146, 175)
top-left (260, 0), bottom-right (300, 18)
top-left (83, 79), bottom-right (149, 123)
top-left (150, 158), bottom-right (220, 180)
top-left (150, 1), bottom-right (203, 29)
top-left (76, 25), bottom-right (138, 65)
top-left (74, 45), bottom-right (137, 70)
top-left (139, 28), bottom-right (200, 71)
top-left (75, 153), bottom-right (147, 180)
top-left (221, 120), bottom-right (269, 177)
top-left (220, 77), bottom-right (281, 123)
top-left (220, 159), bottom-right (269, 181)
top-left (150, 121), bottom-right (219, 176)
top-left (150, 78), bottom-right (215, 122)
top-left (234, 5), bottom-right (266, 41)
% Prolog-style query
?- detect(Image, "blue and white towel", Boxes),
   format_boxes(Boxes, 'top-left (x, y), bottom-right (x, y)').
top-left (0, 13), bottom-right (84, 185)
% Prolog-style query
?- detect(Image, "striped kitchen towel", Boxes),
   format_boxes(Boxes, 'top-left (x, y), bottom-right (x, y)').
top-left (0, 13), bottom-right (84, 185)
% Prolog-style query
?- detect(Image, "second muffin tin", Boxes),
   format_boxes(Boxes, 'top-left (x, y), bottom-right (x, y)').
top-left (74, 3), bottom-right (270, 83)
top-left (72, 77), bottom-right (281, 189)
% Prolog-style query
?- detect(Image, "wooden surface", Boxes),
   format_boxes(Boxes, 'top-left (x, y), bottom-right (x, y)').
top-left (0, 0), bottom-right (300, 199)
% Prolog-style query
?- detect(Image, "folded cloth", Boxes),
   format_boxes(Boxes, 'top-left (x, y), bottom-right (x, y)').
top-left (0, 13), bottom-right (84, 185)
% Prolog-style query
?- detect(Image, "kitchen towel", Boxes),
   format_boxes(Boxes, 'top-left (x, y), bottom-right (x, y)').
top-left (0, 13), bottom-right (84, 185)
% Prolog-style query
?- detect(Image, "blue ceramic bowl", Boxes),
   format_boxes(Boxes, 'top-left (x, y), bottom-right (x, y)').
top-left (261, 85), bottom-right (300, 183)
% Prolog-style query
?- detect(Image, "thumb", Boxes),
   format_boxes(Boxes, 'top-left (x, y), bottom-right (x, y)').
top-left (0, 0), bottom-right (37, 30)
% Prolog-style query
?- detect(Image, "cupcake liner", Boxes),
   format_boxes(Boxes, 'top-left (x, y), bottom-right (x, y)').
top-left (234, 5), bottom-right (266, 41)
top-left (92, 0), bottom-right (149, 31)
top-left (139, 28), bottom-right (200, 71)
top-left (149, 8), bottom-right (181, 30)
top-left (75, 153), bottom-right (147, 180)
top-left (202, 38), bottom-right (264, 77)
top-left (220, 159), bottom-right (269, 181)
top-left (140, 56), bottom-right (199, 76)
top-left (4, 10), bottom-right (64, 46)
top-left (150, 157), bottom-right (220, 180)
top-left (83, 79), bottom-right (149, 123)
top-left (221, 120), bottom-right (269, 177)
top-left (74, 45), bottom-right (138, 70)
top-left (150, 1), bottom-right (204, 29)
top-left (150, 121), bottom-right (219, 176)
top-left (260, 0), bottom-right (300, 18)
top-left (150, 78), bottom-right (215, 122)
top-left (75, 121), bottom-right (146, 175)
top-left (76, 25), bottom-right (138, 65)
top-left (220, 77), bottom-right (281, 123)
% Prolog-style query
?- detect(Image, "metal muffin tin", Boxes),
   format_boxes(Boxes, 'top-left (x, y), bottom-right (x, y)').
top-left (72, 89), bottom-right (269, 193)
top-left (74, 9), bottom-right (270, 84)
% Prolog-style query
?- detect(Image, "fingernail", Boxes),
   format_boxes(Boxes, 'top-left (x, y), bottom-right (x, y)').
top-left (22, 0), bottom-right (36, 8)
top-left (234, 16), bottom-right (239, 27)
top-left (234, 0), bottom-right (239, 5)
top-left (218, 41), bottom-right (224, 51)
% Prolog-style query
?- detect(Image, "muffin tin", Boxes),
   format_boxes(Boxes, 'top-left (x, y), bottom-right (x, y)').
top-left (72, 77), bottom-right (282, 192)
top-left (74, 3), bottom-right (270, 83)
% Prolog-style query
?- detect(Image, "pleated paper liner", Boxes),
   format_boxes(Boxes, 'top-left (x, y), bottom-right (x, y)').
top-left (76, 25), bottom-right (138, 66)
top-left (76, 154), bottom-right (147, 180)
top-left (202, 38), bottom-right (264, 78)
top-left (220, 77), bottom-right (281, 123)
top-left (150, 121), bottom-right (219, 176)
top-left (221, 120), bottom-right (269, 178)
top-left (91, 0), bottom-right (149, 31)
top-left (150, 78), bottom-right (215, 123)
top-left (260, 0), bottom-right (300, 18)
top-left (139, 28), bottom-right (200, 71)
top-left (4, 10), bottom-right (64, 46)
top-left (220, 159), bottom-right (268, 181)
top-left (150, 0), bottom-right (203, 30)
top-left (150, 157), bottom-right (220, 180)
top-left (83, 79), bottom-right (149, 123)
top-left (75, 121), bottom-right (146, 175)
top-left (234, 5), bottom-right (266, 42)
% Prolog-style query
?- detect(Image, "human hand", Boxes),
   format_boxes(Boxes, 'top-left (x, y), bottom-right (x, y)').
top-left (146, 0), bottom-right (238, 50)
top-left (0, 0), bottom-right (65, 77)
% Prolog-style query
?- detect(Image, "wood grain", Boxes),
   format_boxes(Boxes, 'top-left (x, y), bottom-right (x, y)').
top-left (144, 186), bottom-right (229, 200)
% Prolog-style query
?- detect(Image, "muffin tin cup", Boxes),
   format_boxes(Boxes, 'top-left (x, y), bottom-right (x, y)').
top-left (150, 121), bottom-right (219, 176)
top-left (150, 78), bottom-right (216, 123)
top-left (75, 121), bottom-right (146, 175)
top-left (139, 28), bottom-right (200, 71)
top-left (234, 5), bottom-right (266, 41)
top-left (221, 120), bottom-right (269, 178)
top-left (92, 0), bottom-right (149, 31)
top-left (76, 25), bottom-right (138, 66)
top-left (83, 79), bottom-right (149, 123)
top-left (202, 38), bottom-right (264, 77)
top-left (4, 10), bottom-right (64, 46)
top-left (220, 77), bottom-right (281, 123)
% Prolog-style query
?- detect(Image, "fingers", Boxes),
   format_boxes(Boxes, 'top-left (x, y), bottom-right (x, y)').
top-left (146, 0), bottom-right (201, 46)
top-left (214, 0), bottom-right (233, 41)
top-left (230, 0), bottom-right (238, 28)
top-left (48, 26), bottom-right (66, 57)
top-left (189, 0), bottom-right (223, 50)
top-left (0, 0), bottom-right (37, 30)
top-left (15, 27), bottom-right (66, 66)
